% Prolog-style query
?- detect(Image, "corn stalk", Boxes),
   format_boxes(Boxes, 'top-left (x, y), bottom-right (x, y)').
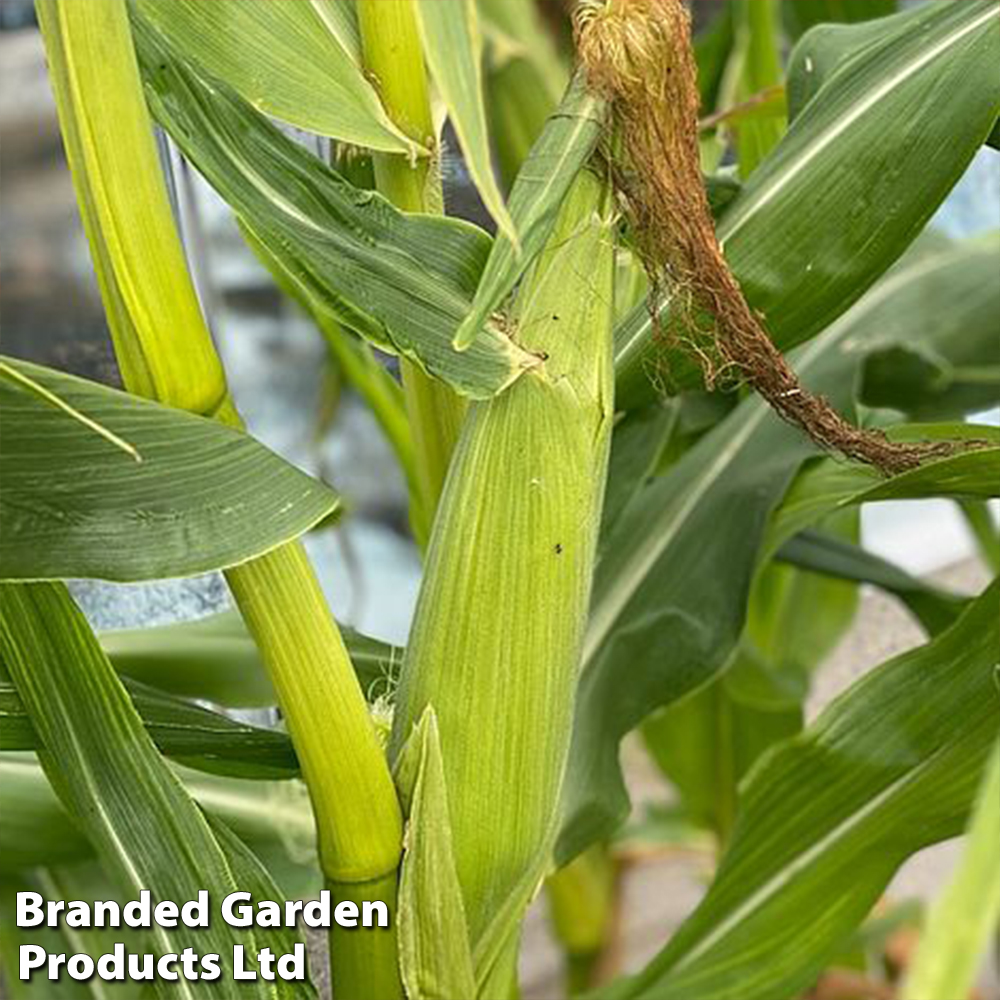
top-left (357, 0), bottom-right (466, 546)
top-left (35, 3), bottom-right (402, 996)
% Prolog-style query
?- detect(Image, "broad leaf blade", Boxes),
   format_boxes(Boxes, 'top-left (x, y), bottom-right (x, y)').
top-left (0, 582), bottom-right (313, 998)
top-left (134, 16), bottom-right (536, 401)
top-left (413, 0), bottom-right (516, 242)
top-left (609, 582), bottom-right (1000, 1000)
top-left (0, 679), bottom-right (299, 781)
top-left (136, 0), bottom-right (415, 155)
top-left (776, 530), bottom-right (967, 634)
top-left (0, 358), bottom-right (338, 583)
top-left (784, 0), bottom-right (897, 41)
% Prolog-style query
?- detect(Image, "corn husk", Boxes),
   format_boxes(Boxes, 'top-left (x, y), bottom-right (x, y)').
top-left (390, 170), bottom-right (616, 971)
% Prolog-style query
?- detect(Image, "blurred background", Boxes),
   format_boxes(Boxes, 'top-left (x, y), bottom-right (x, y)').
top-left (1, 0), bottom-right (998, 996)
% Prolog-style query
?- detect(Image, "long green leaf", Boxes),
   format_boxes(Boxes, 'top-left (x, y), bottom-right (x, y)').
top-left (559, 236), bottom-right (1000, 862)
top-left (413, 0), bottom-right (515, 241)
top-left (615, 0), bottom-right (1000, 407)
top-left (133, 13), bottom-right (537, 401)
top-left (0, 582), bottom-right (312, 998)
top-left (770, 423), bottom-right (1000, 551)
top-left (0, 679), bottom-right (298, 781)
top-left (607, 582), bottom-right (1000, 1000)
top-left (0, 358), bottom-right (337, 582)
top-left (776, 530), bottom-right (967, 635)
top-left (901, 740), bottom-right (1000, 1000)
top-left (0, 874), bottom-right (101, 1000)
top-left (135, 0), bottom-right (415, 155)
top-left (859, 231), bottom-right (1000, 420)
top-left (452, 74), bottom-right (607, 349)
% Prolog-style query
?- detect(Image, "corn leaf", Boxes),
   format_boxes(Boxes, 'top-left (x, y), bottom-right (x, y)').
top-left (0, 678), bottom-right (298, 781)
top-left (901, 740), bottom-right (1000, 1000)
top-left (776, 531), bottom-right (967, 634)
top-left (0, 358), bottom-right (337, 583)
top-left (859, 231), bottom-right (1000, 420)
top-left (560, 235), bottom-right (1000, 862)
top-left (413, 0), bottom-right (515, 242)
top-left (645, 511), bottom-right (858, 841)
top-left (603, 582), bottom-right (1000, 1000)
top-left (133, 15), bottom-right (535, 401)
top-left (101, 611), bottom-right (401, 709)
top-left (615, 0), bottom-right (1000, 407)
top-left (0, 582), bottom-right (313, 998)
top-left (769, 423), bottom-right (1000, 550)
top-left (452, 73), bottom-right (607, 349)
top-left (395, 709), bottom-right (477, 1000)
top-left (0, 360), bottom-right (138, 460)
top-left (135, 0), bottom-right (416, 156)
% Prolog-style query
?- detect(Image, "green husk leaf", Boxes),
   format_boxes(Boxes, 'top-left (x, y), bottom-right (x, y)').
top-left (395, 708), bottom-right (478, 1000)
top-left (0, 358), bottom-right (338, 583)
top-left (135, 0), bottom-right (417, 155)
top-left (391, 173), bottom-right (615, 975)
top-left (452, 73), bottom-right (607, 349)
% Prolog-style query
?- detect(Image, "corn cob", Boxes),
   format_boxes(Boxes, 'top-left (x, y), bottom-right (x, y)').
top-left (390, 170), bottom-right (616, 967)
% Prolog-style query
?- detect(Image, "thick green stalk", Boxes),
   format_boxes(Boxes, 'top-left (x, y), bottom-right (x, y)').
top-left (390, 172), bottom-right (616, 975)
top-left (326, 873), bottom-right (400, 1000)
top-left (38, 4), bottom-right (403, 995)
top-left (357, 0), bottom-right (465, 543)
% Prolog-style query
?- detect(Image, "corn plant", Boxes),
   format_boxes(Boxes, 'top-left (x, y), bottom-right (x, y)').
top-left (1, 1), bottom-right (998, 999)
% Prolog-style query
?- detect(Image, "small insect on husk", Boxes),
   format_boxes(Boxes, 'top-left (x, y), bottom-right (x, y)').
top-left (575, 0), bottom-right (962, 475)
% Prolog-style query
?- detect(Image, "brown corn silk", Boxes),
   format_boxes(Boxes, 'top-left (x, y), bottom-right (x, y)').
top-left (576, 0), bottom-right (959, 474)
